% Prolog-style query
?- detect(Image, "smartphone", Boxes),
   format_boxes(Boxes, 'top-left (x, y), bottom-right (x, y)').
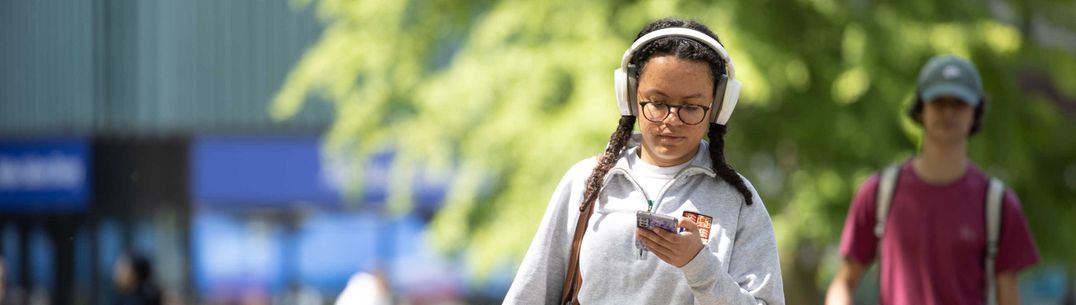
top-left (636, 211), bottom-right (678, 233)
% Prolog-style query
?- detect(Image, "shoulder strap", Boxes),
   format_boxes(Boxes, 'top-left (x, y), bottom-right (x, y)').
top-left (983, 177), bottom-right (1005, 305)
top-left (871, 163), bottom-right (902, 304)
top-left (874, 164), bottom-right (902, 240)
top-left (560, 189), bottom-right (598, 305)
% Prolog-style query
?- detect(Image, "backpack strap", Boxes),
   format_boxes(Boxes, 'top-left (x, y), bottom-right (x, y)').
top-left (983, 177), bottom-right (1005, 305)
top-left (874, 164), bottom-right (902, 241)
top-left (871, 163), bottom-right (901, 305)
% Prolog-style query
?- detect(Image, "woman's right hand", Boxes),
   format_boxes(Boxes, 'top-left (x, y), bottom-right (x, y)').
top-left (636, 217), bottom-right (705, 267)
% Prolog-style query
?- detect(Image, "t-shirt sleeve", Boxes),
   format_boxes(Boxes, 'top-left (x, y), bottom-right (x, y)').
top-left (839, 174), bottom-right (881, 265)
top-left (994, 190), bottom-right (1040, 273)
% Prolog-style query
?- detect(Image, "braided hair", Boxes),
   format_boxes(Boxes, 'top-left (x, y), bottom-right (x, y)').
top-left (579, 115), bottom-right (636, 212)
top-left (578, 17), bottom-right (753, 212)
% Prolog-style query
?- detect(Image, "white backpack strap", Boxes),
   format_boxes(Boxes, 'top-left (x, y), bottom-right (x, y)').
top-left (873, 163), bottom-right (901, 277)
top-left (874, 164), bottom-right (901, 240)
top-left (983, 177), bottom-right (1004, 305)
top-left (870, 163), bottom-right (901, 300)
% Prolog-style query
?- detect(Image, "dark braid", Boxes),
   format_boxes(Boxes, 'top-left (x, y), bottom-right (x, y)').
top-left (579, 115), bottom-right (636, 211)
top-left (708, 123), bottom-right (753, 204)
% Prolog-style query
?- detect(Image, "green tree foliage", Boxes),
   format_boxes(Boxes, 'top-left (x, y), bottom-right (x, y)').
top-left (274, 0), bottom-right (1076, 299)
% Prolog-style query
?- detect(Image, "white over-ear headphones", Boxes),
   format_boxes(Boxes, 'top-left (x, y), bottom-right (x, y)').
top-left (613, 27), bottom-right (741, 125)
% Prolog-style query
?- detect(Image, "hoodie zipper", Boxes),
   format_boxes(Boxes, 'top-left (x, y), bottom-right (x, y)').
top-left (607, 165), bottom-right (715, 259)
top-left (650, 166), bottom-right (715, 212)
top-left (606, 165), bottom-right (715, 212)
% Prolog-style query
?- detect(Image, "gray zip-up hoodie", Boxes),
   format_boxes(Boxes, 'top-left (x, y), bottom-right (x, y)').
top-left (503, 137), bottom-right (785, 305)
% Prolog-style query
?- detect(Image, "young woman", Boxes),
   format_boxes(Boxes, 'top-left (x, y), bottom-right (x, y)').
top-left (503, 17), bottom-right (784, 305)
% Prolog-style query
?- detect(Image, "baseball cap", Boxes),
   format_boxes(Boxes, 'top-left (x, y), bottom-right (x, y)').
top-left (917, 55), bottom-right (983, 106)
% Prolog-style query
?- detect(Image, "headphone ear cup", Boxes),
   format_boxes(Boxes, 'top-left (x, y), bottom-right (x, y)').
top-left (614, 69), bottom-right (635, 116)
top-left (714, 79), bottom-right (740, 125)
top-left (711, 75), bottom-right (728, 122)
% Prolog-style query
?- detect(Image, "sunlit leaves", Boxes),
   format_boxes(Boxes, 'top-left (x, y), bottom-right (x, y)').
top-left (273, 0), bottom-right (1076, 295)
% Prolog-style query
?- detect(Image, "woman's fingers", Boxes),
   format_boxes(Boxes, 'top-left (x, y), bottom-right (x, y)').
top-left (678, 217), bottom-right (700, 237)
top-left (637, 228), bottom-right (675, 253)
top-left (636, 218), bottom-right (705, 267)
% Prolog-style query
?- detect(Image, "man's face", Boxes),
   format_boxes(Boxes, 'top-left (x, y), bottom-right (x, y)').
top-left (921, 96), bottom-right (975, 143)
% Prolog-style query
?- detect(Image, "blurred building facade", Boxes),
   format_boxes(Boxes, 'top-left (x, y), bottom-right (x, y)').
top-left (0, 1), bottom-right (467, 304)
top-left (0, 0), bottom-right (331, 134)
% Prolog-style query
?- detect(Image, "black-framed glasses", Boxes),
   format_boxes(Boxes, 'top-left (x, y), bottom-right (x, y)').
top-left (639, 101), bottom-right (711, 125)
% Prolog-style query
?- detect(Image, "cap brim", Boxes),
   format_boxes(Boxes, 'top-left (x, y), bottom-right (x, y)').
top-left (921, 82), bottom-right (980, 106)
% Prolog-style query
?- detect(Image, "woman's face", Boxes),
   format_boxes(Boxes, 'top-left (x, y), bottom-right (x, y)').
top-left (636, 55), bottom-right (713, 167)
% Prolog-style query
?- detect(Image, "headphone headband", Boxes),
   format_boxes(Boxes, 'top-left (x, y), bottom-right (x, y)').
top-left (620, 28), bottom-right (736, 79)
top-left (613, 27), bottom-right (741, 125)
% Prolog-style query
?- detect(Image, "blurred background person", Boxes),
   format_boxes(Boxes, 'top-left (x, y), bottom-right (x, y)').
top-left (825, 55), bottom-right (1040, 305)
top-left (0, 255), bottom-right (26, 305)
top-left (113, 253), bottom-right (162, 305)
top-left (335, 269), bottom-right (390, 305)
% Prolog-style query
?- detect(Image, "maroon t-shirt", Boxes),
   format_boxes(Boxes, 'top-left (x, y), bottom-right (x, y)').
top-left (839, 161), bottom-right (1039, 305)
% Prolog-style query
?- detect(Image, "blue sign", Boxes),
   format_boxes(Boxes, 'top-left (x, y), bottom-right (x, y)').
top-left (0, 138), bottom-right (90, 212)
top-left (191, 135), bottom-right (448, 209)
top-left (192, 136), bottom-right (345, 207)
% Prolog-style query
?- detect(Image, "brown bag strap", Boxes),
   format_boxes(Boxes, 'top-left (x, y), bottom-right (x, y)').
top-left (559, 193), bottom-right (597, 305)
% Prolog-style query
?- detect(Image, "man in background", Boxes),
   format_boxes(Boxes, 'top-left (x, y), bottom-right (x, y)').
top-left (825, 55), bottom-right (1040, 305)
